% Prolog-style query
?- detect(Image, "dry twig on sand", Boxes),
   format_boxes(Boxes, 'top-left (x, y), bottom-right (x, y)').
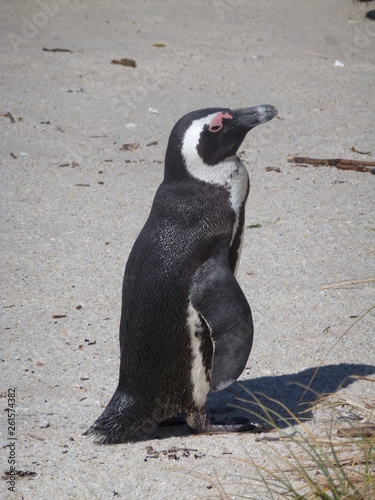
top-left (287, 155), bottom-right (375, 173)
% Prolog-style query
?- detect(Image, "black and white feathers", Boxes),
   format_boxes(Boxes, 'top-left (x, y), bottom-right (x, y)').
top-left (85, 105), bottom-right (278, 443)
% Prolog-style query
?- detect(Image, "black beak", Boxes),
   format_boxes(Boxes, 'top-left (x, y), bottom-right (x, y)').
top-left (233, 105), bottom-right (278, 129)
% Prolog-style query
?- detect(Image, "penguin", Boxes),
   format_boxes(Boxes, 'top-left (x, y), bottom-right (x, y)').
top-left (85, 104), bottom-right (278, 444)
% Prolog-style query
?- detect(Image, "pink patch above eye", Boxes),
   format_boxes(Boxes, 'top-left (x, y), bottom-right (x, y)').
top-left (208, 112), bottom-right (233, 132)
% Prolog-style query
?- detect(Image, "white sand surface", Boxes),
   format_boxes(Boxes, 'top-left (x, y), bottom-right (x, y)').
top-left (1, 1), bottom-right (374, 498)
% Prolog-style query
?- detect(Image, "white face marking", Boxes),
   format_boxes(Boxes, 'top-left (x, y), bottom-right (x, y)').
top-left (186, 300), bottom-right (211, 407)
top-left (181, 113), bottom-right (249, 220)
top-left (181, 112), bottom-right (220, 178)
top-left (182, 113), bottom-right (249, 274)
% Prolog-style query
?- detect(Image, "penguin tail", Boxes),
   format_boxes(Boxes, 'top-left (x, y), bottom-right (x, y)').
top-left (84, 389), bottom-right (153, 444)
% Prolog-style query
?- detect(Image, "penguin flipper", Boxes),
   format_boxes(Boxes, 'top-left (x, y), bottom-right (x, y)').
top-left (190, 254), bottom-right (253, 392)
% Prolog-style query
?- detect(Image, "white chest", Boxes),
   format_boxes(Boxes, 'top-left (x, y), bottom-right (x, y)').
top-left (184, 153), bottom-right (249, 213)
top-left (185, 153), bottom-right (249, 246)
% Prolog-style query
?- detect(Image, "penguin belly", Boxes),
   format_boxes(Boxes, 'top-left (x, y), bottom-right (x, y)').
top-left (186, 300), bottom-right (212, 408)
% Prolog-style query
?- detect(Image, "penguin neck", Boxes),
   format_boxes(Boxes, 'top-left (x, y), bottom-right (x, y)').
top-left (163, 138), bottom-right (189, 183)
top-left (185, 154), bottom-right (249, 215)
top-left (185, 154), bottom-right (240, 186)
top-left (163, 131), bottom-right (250, 222)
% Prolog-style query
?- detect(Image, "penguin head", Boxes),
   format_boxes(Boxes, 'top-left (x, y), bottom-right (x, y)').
top-left (164, 105), bottom-right (278, 182)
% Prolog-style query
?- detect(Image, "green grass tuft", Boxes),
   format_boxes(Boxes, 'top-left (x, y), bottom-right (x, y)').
top-left (231, 380), bottom-right (375, 499)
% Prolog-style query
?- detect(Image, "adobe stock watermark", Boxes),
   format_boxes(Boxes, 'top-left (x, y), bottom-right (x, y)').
top-left (211, 0), bottom-right (237, 20)
top-left (112, 61), bottom-right (163, 115)
top-left (339, 20), bottom-right (375, 63)
top-left (4, 388), bottom-right (17, 493)
top-left (7, 0), bottom-right (69, 53)
top-left (255, 120), bottom-right (280, 148)
top-left (62, 65), bottom-right (162, 163)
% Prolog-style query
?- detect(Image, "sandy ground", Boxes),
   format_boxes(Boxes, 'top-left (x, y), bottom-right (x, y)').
top-left (1, 0), bottom-right (375, 498)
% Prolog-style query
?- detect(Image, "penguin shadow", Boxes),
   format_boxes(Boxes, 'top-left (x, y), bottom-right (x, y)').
top-left (206, 362), bottom-right (375, 430)
top-left (130, 363), bottom-right (375, 442)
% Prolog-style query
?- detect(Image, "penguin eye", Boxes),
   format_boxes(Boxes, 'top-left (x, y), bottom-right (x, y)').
top-left (208, 124), bottom-right (223, 133)
top-left (208, 111), bottom-right (233, 133)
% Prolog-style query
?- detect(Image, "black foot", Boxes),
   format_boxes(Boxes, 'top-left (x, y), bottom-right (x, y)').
top-left (187, 412), bottom-right (257, 434)
top-left (158, 414), bottom-right (187, 427)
